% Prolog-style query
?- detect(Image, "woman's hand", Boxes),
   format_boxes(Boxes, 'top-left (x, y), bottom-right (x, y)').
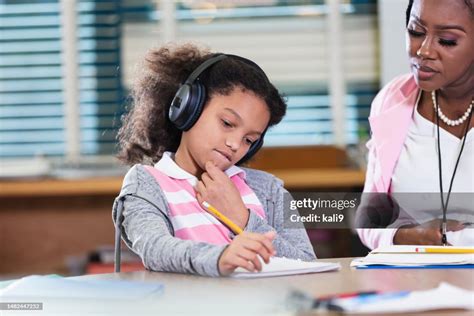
top-left (195, 161), bottom-right (250, 229)
top-left (218, 231), bottom-right (277, 276)
top-left (393, 219), bottom-right (465, 245)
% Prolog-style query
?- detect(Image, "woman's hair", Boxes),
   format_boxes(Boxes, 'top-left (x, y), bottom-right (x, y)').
top-left (117, 43), bottom-right (287, 165)
top-left (406, 0), bottom-right (474, 26)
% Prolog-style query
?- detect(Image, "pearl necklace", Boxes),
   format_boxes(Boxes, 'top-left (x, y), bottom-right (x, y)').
top-left (431, 90), bottom-right (473, 127)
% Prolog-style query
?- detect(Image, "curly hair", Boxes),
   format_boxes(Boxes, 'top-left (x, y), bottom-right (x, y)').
top-left (117, 43), bottom-right (287, 165)
top-left (406, 0), bottom-right (473, 26)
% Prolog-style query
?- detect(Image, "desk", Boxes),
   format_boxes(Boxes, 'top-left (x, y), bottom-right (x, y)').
top-left (0, 168), bottom-right (365, 197)
top-left (0, 168), bottom-right (364, 275)
top-left (57, 258), bottom-right (472, 316)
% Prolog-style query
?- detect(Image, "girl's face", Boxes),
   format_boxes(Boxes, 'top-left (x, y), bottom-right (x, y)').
top-left (178, 87), bottom-right (270, 175)
top-left (406, 0), bottom-right (473, 91)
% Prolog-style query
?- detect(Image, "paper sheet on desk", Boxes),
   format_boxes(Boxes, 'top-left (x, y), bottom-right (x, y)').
top-left (337, 283), bottom-right (474, 314)
top-left (0, 275), bottom-right (163, 300)
top-left (351, 245), bottom-right (474, 267)
top-left (230, 257), bottom-right (340, 279)
top-left (352, 253), bottom-right (474, 267)
top-left (447, 229), bottom-right (474, 246)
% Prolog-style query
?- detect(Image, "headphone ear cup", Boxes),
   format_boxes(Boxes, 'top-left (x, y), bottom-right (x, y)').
top-left (169, 84), bottom-right (189, 128)
top-left (169, 83), bottom-right (193, 130)
top-left (169, 82), bottom-right (206, 131)
top-left (237, 137), bottom-right (264, 165)
top-left (179, 82), bottom-right (206, 131)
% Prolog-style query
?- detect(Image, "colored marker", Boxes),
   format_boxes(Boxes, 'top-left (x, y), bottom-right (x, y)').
top-left (415, 247), bottom-right (474, 254)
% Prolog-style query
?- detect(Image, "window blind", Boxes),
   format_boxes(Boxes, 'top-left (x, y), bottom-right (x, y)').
top-left (121, 0), bottom-right (377, 147)
top-left (0, 0), bottom-right (377, 159)
top-left (0, 0), bottom-right (123, 158)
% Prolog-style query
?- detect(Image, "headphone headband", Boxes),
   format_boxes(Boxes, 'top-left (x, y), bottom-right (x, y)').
top-left (185, 53), bottom-right (269, 85)
top-left (185, 54), bottom-right (228, 84)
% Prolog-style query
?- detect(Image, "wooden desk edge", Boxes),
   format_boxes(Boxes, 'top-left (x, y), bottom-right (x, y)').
top-left (0, 168), bottom-right (366, 197)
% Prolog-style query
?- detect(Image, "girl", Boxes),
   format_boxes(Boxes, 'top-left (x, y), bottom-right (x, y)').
top-left (113, 43), bottom-right (316, 277)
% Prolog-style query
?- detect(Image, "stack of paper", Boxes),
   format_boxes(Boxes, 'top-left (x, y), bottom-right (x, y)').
top-left (352, 245), bottom-right (474, 268)
top-left (447, 229), bottom-right (474, 246)
top-left (336, 282), bottom-right (474, 313)
top-left (231, 257), bottom-right (340, 278)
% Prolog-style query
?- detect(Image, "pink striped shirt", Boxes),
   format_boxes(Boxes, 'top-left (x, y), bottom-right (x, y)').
top-left (144, 152), bottom-right (266, 245)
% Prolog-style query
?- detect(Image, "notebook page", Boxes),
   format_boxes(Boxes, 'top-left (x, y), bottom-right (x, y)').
top-left (362, 253), bottom-right (473, 265)
top-left (230, 257), bottom-right (340, 279)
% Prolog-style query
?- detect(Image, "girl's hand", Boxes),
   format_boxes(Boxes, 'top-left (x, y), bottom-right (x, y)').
top-left (393, 219), bottom-right (465, 245)
top-left (218, 231), bottom-right (277, 276)
top-left (195, 161), bottom-right (249, 229)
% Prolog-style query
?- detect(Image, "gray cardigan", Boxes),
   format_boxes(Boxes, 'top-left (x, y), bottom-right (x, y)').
top-left (112, 164), bottom-right (316, 277)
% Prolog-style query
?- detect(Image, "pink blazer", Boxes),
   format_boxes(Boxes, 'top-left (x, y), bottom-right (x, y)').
top-left (358, 74), bottom-right (419, 249)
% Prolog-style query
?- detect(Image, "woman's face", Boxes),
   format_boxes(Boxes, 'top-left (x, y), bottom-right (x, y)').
top-left (406, 0), bottom-right (474, 91)
top-left (179, 86), bottom-right (270, 175)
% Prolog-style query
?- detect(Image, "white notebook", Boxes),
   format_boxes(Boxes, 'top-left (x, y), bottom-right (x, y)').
top-left (230, 257), bottom-right (340, 279)
top-left (351, 245), bottom-right (474, 268)
top-left (0, 275), bottom-right (163, 299)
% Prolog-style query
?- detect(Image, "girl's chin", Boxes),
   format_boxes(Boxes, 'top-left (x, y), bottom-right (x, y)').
top-left (212, 160), bottom-right (231, 171)
top-left (199, 158), bottom-right (228, 172)
top-left (209, 151), bottom-right (233, 169)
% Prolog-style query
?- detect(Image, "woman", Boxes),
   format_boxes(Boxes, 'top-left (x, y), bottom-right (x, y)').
top-left (358, 0), bottom-right (473, 248)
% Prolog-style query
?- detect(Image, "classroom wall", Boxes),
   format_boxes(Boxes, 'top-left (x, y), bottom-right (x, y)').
top-left (0, 195), bottom-right (114, 276)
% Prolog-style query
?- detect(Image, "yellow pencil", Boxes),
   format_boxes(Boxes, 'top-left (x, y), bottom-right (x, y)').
top-left (202, 201), bottom-right (243, 235)
top-left (415, 247), bottom-right (474, 254)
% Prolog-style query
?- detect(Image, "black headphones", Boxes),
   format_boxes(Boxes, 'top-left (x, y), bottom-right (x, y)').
top-left (168, 54), bottom-right (268, 164)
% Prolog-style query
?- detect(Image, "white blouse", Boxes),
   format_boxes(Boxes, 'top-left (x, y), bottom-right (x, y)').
top-left (391, 95), bottom-right (473, 193)
top-left (389, 93), bottom-right (474, 245)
